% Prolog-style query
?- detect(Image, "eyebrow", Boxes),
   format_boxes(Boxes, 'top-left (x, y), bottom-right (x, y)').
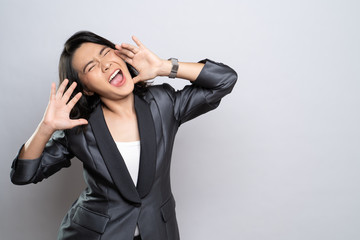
top-left (82, 46), bottom-right (109, 73)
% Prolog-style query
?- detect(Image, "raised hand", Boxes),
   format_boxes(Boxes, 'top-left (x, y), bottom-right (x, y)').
top-left (41, 79), bottom-right (88, 134)
top-left (19, 80), bottom-right (88, 160)
top-left (115, 36), bottom-right (168, 83)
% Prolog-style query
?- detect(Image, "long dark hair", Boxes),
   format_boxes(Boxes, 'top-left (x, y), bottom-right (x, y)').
top-left (59, 31), bottom-right (147, 121)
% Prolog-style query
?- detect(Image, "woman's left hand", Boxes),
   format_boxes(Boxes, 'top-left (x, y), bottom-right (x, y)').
top-left (115, 36), bottom-right (168, 83)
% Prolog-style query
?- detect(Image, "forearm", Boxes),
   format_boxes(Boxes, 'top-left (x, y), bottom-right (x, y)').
top-left (157, 60), bottom-right (205, 82)
top-left (18, 122), bottom-right (54, 160)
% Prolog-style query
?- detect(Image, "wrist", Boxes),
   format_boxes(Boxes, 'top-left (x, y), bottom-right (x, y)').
top-left (38, 121), bottom-right (56, 138)
top-left (157, 59), bottom-right (173, 77)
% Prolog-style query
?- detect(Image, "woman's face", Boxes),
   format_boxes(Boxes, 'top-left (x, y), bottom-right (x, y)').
top-left (72, 42), bottom-right (134, 100)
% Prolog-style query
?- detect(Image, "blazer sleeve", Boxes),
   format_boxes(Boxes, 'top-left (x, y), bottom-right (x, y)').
top-left (10, 130), bottom-right (73, 185)
top-left (163, 58), bottom-right (237, 125)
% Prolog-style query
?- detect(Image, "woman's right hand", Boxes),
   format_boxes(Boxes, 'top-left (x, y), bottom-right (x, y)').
top-left (41, 79), bottom-right (88, 135)
top-left (18, 79), bottom-right (88, 160)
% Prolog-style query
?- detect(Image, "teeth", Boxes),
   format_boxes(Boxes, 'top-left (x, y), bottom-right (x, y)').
top-left (109, 69), bottom-right (120, 82)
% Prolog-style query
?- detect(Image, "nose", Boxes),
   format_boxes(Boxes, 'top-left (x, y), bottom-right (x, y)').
top-left (101, 61), bottom-right (111, 72)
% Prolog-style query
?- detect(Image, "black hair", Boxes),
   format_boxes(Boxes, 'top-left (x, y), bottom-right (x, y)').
top-left (58, 31), bottom-right (147, 121)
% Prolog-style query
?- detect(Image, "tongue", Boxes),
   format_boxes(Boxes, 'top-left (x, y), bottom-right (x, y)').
top-left (110, 73), bottom-right (124, 86)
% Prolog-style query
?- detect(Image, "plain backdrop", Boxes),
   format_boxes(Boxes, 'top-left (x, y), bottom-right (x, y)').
top-left (1, 0), bottom-right (359, 239)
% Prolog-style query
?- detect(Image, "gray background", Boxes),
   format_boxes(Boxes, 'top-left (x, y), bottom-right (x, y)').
top-left (1, 0), bottom-right (359, 239)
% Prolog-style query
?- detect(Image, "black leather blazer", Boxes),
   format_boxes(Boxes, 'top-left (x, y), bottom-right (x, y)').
top-left (11, 59), bottom-right (237, 240)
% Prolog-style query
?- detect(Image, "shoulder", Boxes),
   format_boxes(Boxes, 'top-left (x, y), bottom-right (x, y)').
top-left (144, 83), bottom-right (177, 103)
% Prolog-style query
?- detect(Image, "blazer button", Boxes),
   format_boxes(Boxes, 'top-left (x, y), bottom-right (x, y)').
top-left (134, 202), bottom-right (142, 207)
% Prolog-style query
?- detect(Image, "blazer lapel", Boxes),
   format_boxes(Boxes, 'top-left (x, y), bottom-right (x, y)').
top-left (89, 104), bottom-right (141, 205)
top-left (88, 94), bottom-right (157, 204)
top-left (134, 94), bottom-right (157, 198)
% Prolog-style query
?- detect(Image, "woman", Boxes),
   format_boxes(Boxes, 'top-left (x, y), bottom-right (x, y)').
top-left (10, 31), bottom-right (237, 240)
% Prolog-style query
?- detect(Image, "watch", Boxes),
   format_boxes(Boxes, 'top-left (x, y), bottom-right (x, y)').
top-left (168, 58), bottom-right (179, 78)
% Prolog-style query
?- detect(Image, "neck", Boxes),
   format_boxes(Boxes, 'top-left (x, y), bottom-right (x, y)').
top-left (101, 93), bottom-right (135, 117)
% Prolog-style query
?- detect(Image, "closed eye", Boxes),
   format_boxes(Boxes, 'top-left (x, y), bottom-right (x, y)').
top-left (83, 47), bottom-right (111, 73)
top-left (104, 49), bottom-right (110, 56)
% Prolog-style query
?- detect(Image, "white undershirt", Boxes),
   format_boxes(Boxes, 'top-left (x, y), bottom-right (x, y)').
top-left (115, 140), bottom-right (141, 236)
top-left (115, 141), bottom-right (141, 186)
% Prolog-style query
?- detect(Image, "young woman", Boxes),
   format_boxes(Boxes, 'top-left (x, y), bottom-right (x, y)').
top-left (10, 31), bottom-right (237, 240)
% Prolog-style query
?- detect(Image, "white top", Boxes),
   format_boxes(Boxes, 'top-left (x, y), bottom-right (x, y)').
top-left (115, 140), bottom-right (141, 236)
top-left (115, 141), bottom-right (141, 185)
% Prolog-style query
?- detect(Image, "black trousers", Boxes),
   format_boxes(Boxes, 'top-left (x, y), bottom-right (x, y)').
top-left (133, 235), bottom-right (141, 240)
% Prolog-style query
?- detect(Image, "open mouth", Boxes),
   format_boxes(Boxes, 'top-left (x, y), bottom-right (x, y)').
top-left (109, 69), bottom-right (126, 87)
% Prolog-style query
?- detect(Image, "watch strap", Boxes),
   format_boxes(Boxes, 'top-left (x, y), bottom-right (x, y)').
top-left (168, 58), bottom-right (179, 78)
